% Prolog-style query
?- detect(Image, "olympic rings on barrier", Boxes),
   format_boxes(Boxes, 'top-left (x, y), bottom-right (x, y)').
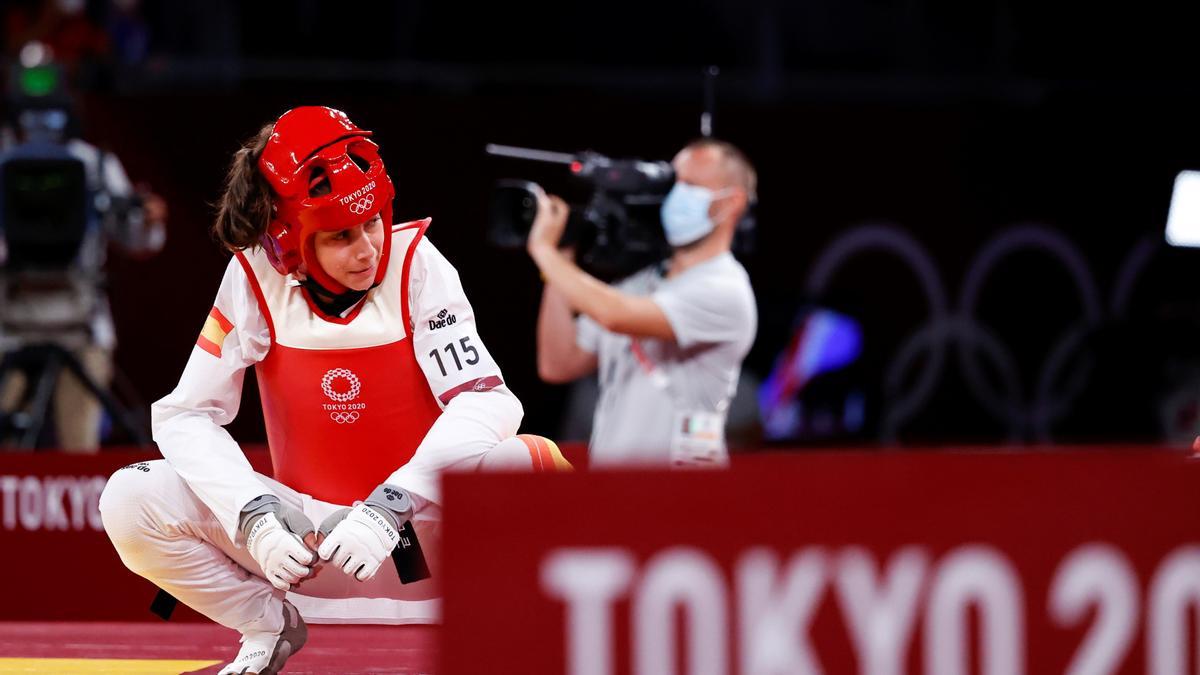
top-left (806, 222), bottom-right (1154, 441)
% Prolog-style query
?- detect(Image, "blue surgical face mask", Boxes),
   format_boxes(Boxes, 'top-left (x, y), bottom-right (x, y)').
top-left (660, 182), bottom-right (734, 247)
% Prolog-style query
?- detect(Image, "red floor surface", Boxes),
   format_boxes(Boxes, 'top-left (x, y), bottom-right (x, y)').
top-left (0, 622), bottom-right (439, 674)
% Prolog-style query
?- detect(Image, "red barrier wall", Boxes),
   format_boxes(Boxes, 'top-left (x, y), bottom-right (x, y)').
top-left (0, 449), bottom-right (272, 622)
top-left (5, 442), bottom-right (1198, 675)
top-left (0, 442), bottom-right (588, 622)
top-left (441, 450), bottom-right (1200, 675)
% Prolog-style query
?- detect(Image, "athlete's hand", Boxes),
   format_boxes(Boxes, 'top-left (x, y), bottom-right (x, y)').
top-left (244, 506), bottom-right (318, 591)
top-left (317, 504), bottom-right (400, 582)
top-left (527, 188), bottom-right (570, 257)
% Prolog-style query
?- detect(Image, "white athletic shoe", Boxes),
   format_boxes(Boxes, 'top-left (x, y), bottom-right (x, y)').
top-left (218, 600), bottom-right (307, 675)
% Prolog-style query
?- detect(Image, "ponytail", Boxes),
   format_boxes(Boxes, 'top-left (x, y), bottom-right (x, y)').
top-left (212, 123), bottom-right (275, 251)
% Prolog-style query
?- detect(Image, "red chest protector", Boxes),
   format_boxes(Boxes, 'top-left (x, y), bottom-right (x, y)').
top-left (236, 220), bottom-right (442, 505)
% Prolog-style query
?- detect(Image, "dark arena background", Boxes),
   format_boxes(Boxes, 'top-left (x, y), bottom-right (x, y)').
top-left (3, 1), bottom-right (1200, 673)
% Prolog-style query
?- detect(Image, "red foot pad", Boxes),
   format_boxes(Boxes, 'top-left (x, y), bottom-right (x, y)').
top-left (515, 434), bottom-right (573, 472)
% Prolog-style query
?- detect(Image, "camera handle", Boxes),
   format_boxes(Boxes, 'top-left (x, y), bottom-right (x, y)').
top-left (484, 144), bottom-right (575, 166)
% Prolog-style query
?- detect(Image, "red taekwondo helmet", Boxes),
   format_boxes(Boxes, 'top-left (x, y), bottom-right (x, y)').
top-left (257, 106), bottom-right (395, 293)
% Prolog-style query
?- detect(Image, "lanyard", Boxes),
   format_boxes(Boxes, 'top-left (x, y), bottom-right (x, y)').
top-left (630, 339), bottom-right (670, 390)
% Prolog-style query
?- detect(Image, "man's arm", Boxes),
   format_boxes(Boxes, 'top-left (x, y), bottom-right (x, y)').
top-left (527, 193), bottom-right (675, 341)
top-left (536, 274), bottom-right (598, 383)
top-left (74, 142), bottom-right (167, 257)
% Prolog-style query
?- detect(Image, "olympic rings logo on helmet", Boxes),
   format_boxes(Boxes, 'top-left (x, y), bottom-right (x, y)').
top-left (348, 194), bottom-right (375, 216)
top-left (330, 411), bottom-right (361, 424)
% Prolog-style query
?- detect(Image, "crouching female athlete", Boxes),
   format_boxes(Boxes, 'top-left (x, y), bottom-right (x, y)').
top-left (98, 106), bottom-right (569, 674)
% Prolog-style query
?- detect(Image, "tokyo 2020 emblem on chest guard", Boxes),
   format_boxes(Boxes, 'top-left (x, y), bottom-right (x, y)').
top-left (321, 368), bottom-right (366, 423)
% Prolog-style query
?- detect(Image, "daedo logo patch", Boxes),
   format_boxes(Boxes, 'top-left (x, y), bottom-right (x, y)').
top-left (429, 307), bottom-right (457, 331)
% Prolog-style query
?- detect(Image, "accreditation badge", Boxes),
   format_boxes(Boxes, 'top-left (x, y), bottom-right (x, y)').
top-left (669, 410), bottom-right (729, 468)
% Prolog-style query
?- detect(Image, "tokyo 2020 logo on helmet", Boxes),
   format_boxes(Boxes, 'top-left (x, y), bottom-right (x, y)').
top-left (321, 368), bottom-right (362, 403)
top-left (347, 193), bottom-right (375, 216)
top-left (256, 106), bottom-right (396, 293)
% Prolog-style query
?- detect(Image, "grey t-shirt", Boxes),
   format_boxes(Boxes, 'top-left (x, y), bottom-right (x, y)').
top-left (577, 252), bottom-right (757, 466)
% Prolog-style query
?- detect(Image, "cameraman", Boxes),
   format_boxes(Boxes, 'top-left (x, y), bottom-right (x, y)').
top-left (528, 139), bottom-right (757, 467)
top-left (0, 48), bottom-right (166, 451)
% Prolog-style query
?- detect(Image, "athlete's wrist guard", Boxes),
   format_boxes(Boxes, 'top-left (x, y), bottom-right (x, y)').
top-left (242, 501), bottom-right (317, 591)
top-left (320, 483), bottom-right (427, 584)
top-left (239, 494), bottom-right (281, 538)
top-left (363, 484), bottom-right (415, 531)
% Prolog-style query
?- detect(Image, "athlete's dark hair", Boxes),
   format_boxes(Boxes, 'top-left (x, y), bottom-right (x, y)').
top-left (213, 123), bottom-right (275, 251)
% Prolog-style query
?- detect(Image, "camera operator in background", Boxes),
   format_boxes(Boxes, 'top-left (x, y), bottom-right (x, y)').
top-left (0, 43), bottom-right (166, 452)
top-left (529, 138), bottom-right (757, 467)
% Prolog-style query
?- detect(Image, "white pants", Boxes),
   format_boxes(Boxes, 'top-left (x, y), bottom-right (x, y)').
top-left (98, 435), bottom-right (560, 635)
top-left (99, 460), bottom-right (443, 635)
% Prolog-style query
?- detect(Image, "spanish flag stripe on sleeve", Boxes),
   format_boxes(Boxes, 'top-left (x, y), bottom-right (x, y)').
top-left (210, 306), bottom-right (234, 333)
top-left (197, 307), bottom-right (233, 358)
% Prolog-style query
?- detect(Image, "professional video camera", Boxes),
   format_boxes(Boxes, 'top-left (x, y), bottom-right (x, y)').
top-left (486, 144), bottom-right (676, 279)
top-left (0, 47), bottom-right (151, 448)
top-left (1, 55), bottom-right (147, 322)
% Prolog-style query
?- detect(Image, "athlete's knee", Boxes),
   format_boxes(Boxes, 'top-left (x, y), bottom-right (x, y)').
top-left (480, 434), bottom-right (573, 472)
top-left (99, 460), bottom-right (171, 554)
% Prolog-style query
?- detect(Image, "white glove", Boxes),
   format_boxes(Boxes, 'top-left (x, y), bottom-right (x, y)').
top-left (245, 508), bottom-right (317, 591)
top-left (317, 503), bottom-right (400, 582)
